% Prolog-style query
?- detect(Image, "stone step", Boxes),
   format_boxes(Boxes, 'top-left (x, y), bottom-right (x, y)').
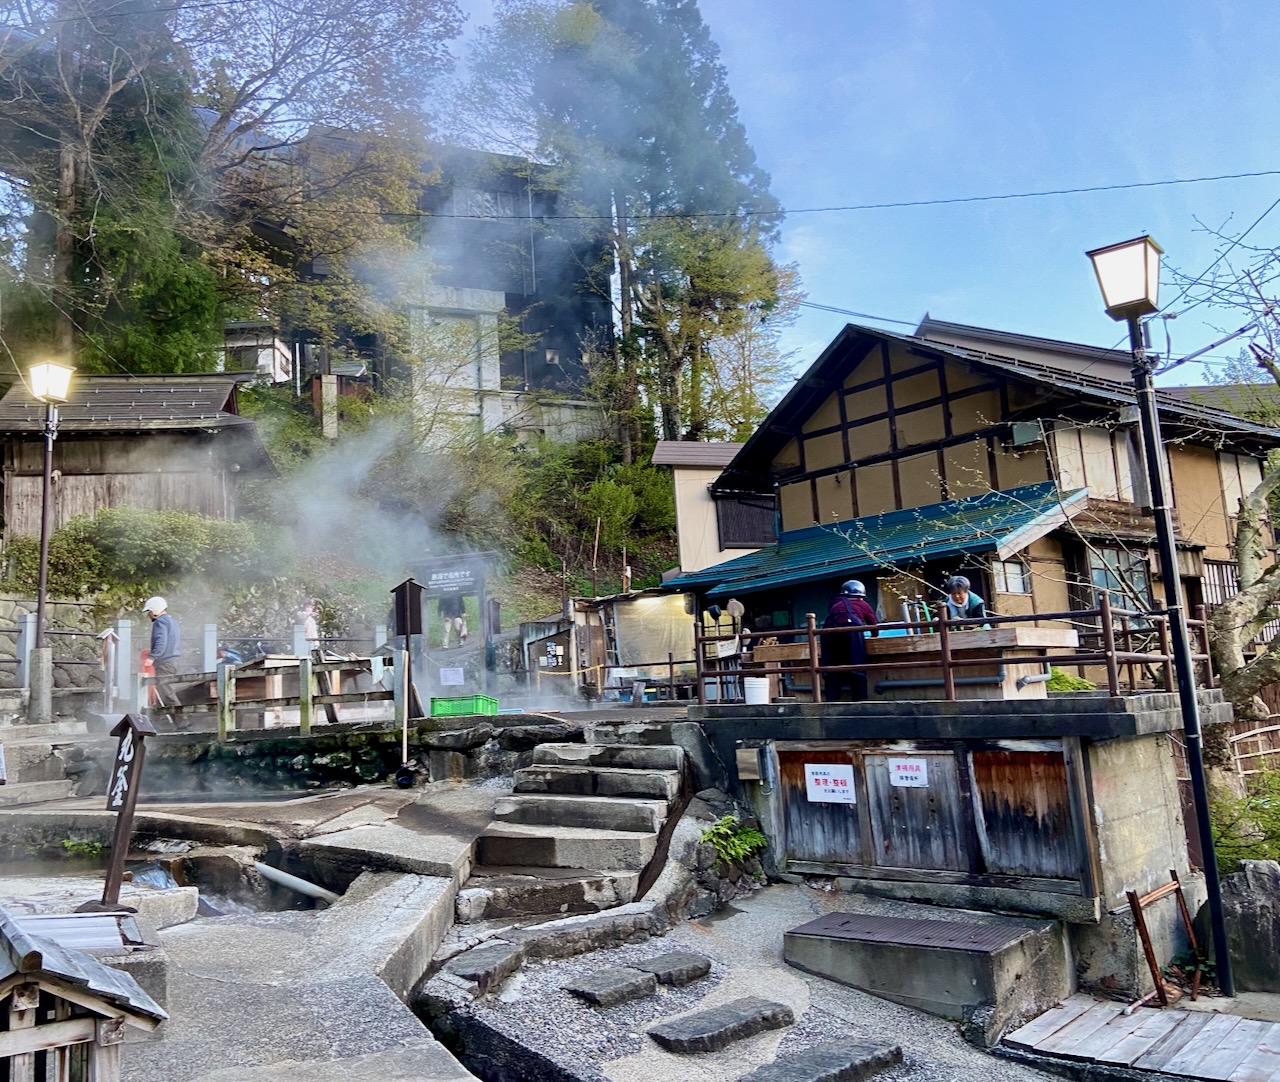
top-left (513, 764), bottom-right (681, 802)
top-left (783, 911), bottom-right (1070, 1047)
top-left (0, 740), bottom-right (65, 784)
top-left (441, 940), bottom-right (524, 995)
top-left (647, 996), bottom-right (794, 1053)
top-left (738, 1039), bottom-right (903, 1082)
top-left (564, 965), bottom-right (656, 1007)
top-left (531, 742), bottom-right (684, 772)
top-left (631, 951), bottom-right (711, 987)
top-left (476, 823), bottom-right (657, 871)
top-left (493, 793), bottom-right (668, 833)
top-left (455, 867), bottom-right (640, 923)
top-left (0, 779), bottom-right (74, 807)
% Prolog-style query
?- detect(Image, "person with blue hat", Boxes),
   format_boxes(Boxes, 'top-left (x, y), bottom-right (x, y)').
top-left (822, 579), bottom-right (878, 701)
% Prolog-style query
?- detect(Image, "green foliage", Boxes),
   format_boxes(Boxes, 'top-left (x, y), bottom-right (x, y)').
top-left (700, 815), bottom-right (768, 866)
top-left (1046, 667), bottom-right (1096, 692)
top-left (1211, 769), bottom-right (1280, 874)
top-left (61, 839), bottom-right (104, 858)
top-left (2, 508), bottom-right (266, 600)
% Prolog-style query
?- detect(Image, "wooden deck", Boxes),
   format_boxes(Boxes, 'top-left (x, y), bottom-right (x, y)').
top-left (1004, 995), bottom-right (1280, 1081)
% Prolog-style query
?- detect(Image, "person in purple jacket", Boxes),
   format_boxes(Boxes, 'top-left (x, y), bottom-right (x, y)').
top-left (822, 580), bottom-right (879, 701)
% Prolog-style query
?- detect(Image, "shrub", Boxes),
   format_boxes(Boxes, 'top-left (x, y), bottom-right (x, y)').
top-left (700, 815), bottom-right (768, 865)
top-left (1210, 768), bottom-right (1280, 875)
top-left (1046, 667), bottom-right (1095, 692)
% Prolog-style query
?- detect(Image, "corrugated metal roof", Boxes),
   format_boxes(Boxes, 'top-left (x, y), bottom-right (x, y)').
top-left (0, 904), bottom-right (167, 1022)
top-left (0, 375), bottom-right (253, 432)
top-left (664, 481), bottom-right (1082, 596)
top-left (651, 441), bottom-right (744, 467)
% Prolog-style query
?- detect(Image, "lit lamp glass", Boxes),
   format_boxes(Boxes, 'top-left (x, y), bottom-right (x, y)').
top-left (29, 360), bottom-right (74, 404)
top-left (1085, 235), bottom-right (1162, 321)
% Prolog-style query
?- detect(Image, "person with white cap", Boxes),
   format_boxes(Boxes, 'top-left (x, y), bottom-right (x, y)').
top-left (142, 596), bottom-right (182, 708)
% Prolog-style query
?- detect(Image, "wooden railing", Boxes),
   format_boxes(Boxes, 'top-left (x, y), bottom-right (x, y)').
top-left (143, 655), bottom-right (393, 740)
top-left (693, 593), bottom-right (1216, 706)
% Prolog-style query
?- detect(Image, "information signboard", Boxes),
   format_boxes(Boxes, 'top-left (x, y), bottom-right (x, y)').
top-left (888, 757), bottom-right (930, 788)
top-left (804, 763), bottom-right (856, 804)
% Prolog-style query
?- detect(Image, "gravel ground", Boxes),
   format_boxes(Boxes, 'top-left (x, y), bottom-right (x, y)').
top-left (447, 882), bottom-right (1057, 1081)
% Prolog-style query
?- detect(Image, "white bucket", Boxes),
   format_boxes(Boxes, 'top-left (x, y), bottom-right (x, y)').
top-left (743, 677), bottom-right (771, 705)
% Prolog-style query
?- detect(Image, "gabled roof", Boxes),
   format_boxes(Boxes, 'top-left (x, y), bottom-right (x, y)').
top-left (1163, 383), bottom-right (1280, 422)
top-left (651, 441), bottom-right (744, 468)
top-left (0, 374), bottom-right (256, 433)
top-left (719, 324), bottom-right (1280, 492)
top-left (665, 481), bottom-right (1085, 597)
top-left (0, 905), bottom-right (166, 1023)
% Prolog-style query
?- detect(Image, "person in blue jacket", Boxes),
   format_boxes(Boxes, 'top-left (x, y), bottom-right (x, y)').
top-left (143, 596), bottom-right (182, 707)
top-left (822, 580), bottom-right (878, 701)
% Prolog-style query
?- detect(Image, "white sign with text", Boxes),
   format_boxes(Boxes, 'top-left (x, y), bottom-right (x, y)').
top-left (888, 757), bottom-right (929, 788)
top-left (439, 667), bottom-right (466, 687)
top-left (804, 763), bottom-right (856, 804)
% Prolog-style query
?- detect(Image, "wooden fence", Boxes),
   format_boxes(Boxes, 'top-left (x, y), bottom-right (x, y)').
top-left (694, 593), bottom-right (1215, 707)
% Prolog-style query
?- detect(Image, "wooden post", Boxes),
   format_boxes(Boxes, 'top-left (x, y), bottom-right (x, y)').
top-left (74, 714), bottom-right (156, 913)
top-left (807, 612), bottom-right (822, 704)
top-left (1099, 592), bottom-right (1120, 696)
top-left (8, 982), bottom-right (38, 1082)
top-left (1195, 605), bottom-right (1215, 689)
top-left (216, 663), bottom-right (236, 741)
top-left (667, 652), bottom-right (675, 700)
top-left (1157, 616), bottom-right (1174, 692)
top-left (297, 655), bottom-right (313, 736)
top-left (937, 603), bottom-right (955, 701)
top-left (694, 617), bottom-right (706, 706)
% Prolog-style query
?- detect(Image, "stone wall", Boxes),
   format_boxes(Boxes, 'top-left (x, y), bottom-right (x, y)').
top-left (0, 593), bottom-right (104, 691)
top-left (71, 717), bottom-right (586, 798)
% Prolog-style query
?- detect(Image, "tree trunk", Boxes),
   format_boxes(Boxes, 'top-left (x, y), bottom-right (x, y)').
top-left (53, 137), bottom-right (77, 357)
top-left (615, 195), bottom-right (637, 464)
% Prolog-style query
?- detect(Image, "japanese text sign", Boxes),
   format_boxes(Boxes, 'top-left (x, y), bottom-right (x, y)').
top-left (888, 757), bottom-right (929, 788)
top-left (804, 763), bottom-right (856, 804)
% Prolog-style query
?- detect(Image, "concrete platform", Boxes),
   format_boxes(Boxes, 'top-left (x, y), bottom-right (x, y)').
top-left (784, 910), bottom-right (1072, 1045)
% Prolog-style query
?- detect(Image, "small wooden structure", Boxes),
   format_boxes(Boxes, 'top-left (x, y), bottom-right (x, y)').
top-left (0, 905), bottom-right (166, 1081)
top-left (867, 626), bottom-right (1079, 701)
top-left (0, 374), bottom-right (275, 540)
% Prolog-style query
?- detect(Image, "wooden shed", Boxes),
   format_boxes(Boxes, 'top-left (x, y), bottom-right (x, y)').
top-left (0, 374), bottom-right (275, 539)
top-left (0, 905), bottom-right (166, 1081)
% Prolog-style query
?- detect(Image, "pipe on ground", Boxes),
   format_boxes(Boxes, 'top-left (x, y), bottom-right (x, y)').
top-left (252, 861), bottom-right (340, 906)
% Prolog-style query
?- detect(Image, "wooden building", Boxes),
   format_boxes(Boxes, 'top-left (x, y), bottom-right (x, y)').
top-left (666, 320), bottom-right (1280, 631)
top-left (0, 374), bottom-right (275, 539)
top-left (0, 906), bottom-right (166, 1081)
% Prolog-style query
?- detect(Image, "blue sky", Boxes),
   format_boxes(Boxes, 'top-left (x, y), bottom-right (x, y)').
top-left (455, 1), bottom-right (1280, 386)
top-left (695, 0), bottom-right (1280, 384)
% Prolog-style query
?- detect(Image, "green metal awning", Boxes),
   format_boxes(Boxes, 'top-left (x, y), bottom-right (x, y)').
top-left (665, 482), bottom-right (1086, 597)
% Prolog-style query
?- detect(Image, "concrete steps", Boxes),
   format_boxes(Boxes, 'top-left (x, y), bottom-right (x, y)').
top-left (455, 866), bottom-right (639, 923)
top-left (0, 779), bottom-right (75, 806)
top-left (493, 793), bottom-right (669, 833)
top-left (648, 996), bottom-right (794, 1053)
top-left (464, 738), bottom-right (687, 925)
top-left (475, 823), bottom-right (657, 871)
top-left (512, 764), bottom-right (681, 801)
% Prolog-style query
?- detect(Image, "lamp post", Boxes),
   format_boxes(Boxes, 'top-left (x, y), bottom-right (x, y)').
top-left (28, 359), bottom-right (73, 725)
top-left (1085, 235), bottom-right (1234, 996)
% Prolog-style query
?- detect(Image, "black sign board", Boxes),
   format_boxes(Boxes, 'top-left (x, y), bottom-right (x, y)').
top-left (408, 552), bottom-right (495, 598)
top-left (78, 713), bottom-right (156, 912)
top-left (390, 578), bottom-right (425, 637)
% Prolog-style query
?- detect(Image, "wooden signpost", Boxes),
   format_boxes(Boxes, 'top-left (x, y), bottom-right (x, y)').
top-left (78, 712), bottom-right (156, 913)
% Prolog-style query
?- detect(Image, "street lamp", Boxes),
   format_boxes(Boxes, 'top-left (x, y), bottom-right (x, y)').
top-left (1086, 235), bottom-right (1235, 997)
top-left (29, 359), bottom-right (74, 657)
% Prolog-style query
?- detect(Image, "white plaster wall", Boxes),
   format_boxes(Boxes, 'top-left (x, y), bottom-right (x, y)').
top-left (672, 466), bottom-right (760, 573)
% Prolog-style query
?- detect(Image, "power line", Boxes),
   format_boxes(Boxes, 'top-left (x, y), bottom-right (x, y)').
top-left (384, 168), bottom-right (1280, 222)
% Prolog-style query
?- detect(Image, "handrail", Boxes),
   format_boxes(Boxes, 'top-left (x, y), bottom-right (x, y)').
top-left (693, 592), bottom-right (1215, 705)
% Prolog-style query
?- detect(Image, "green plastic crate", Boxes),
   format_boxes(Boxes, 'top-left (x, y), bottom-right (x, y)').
top-left (430, 695), bottom-right (498, 717)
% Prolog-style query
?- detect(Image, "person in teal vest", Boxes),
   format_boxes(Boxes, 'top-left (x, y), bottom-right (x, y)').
top-left (944, 576), bottom-right (988, 629)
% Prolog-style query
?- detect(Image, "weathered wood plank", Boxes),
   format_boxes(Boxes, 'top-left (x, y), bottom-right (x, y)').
top-left (1091, 1009), bottom-right (1185, 1066)
top-left (1189, 1017), bottom-right (1272, 1080)
top-left (0, 1017), bottom-right (96, 1057)
top-left (1228, 1022), bottom-right (1280, 1082)
top-left (1003, 995), bottom-right (1096, 1049)
top-left (1133, 1010), bottom-right (1214, 1072)
top-left (1048, 1008), bottom-right (1152, 1062)
top-left (1156, 1013), bottom-right (1241, 1076)
top-left (1038, 1003), bottom-right (1129, 1057)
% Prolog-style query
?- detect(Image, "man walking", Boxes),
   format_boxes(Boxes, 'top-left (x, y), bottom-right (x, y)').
top-left (143, 597), bottom-right (181, 709)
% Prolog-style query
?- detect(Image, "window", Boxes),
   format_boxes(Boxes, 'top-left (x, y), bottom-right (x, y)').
top-left (993, 559), bottom-right (1031, 594)
top-left (454, 187), bottom-right (516, 219)
top-left (1088, 547), bottom-right (1152, 614)
top-left (1205, 559), bottom-right (1280, 645)
top-left (716, 495), bottom-right (776, 548)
